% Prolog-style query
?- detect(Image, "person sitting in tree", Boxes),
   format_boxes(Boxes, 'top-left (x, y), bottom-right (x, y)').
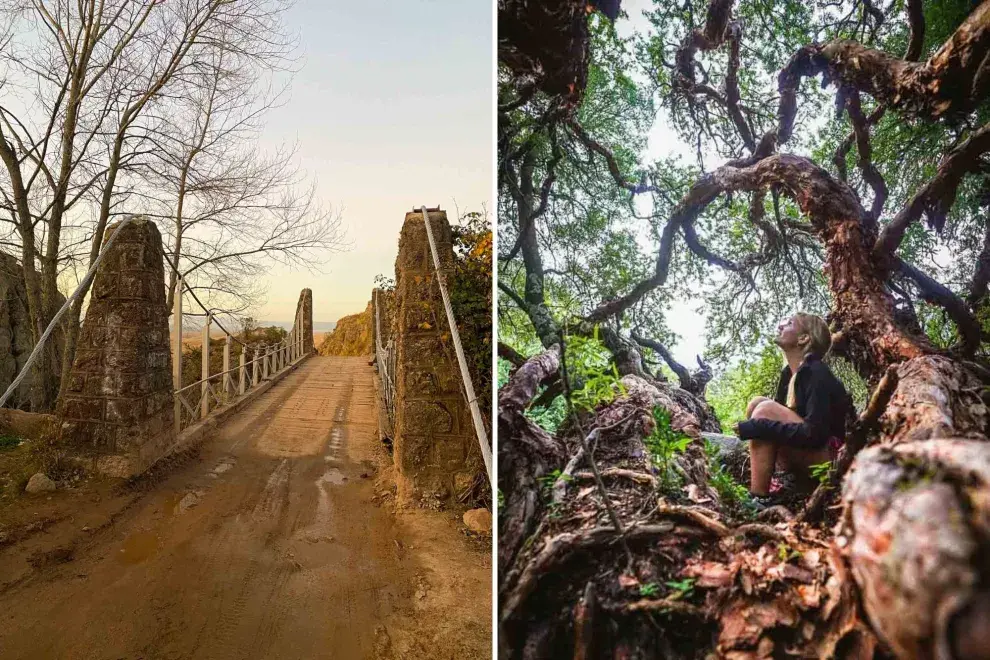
top-left (734, 313), bottom-right (851, 509)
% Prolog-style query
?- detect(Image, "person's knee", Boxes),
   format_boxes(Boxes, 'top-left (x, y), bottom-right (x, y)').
top-left (745, 396), bottom-right (769, 418)
top-left (750, 399), bottom-right (777, 420)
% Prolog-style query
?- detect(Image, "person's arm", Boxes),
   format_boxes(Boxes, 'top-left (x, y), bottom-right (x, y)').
top-left (737, 372), bottom-right (831, 449)
top-left (773, 366), bottom-right (789, 405)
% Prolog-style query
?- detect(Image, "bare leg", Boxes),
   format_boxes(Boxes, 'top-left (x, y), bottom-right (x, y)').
top-left (747, 400), bottom-right (804, 496)
top-left (745, 396), bottom-right (770, 419)
top-left (749, 438), bottom-right (777, 496)
top-left (777, 445), bottom-right (832, 491)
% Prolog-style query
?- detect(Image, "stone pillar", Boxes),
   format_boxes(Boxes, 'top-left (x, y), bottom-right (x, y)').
top-left (294, 288), bottom-right (314, 355)
top-left (392, 209), bottom-right (474, 505)
top-left (58, 216), bottom-right (173, 477)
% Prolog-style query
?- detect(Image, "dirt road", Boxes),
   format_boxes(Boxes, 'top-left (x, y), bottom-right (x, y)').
top-left (0, 357), bottom-right (491, 659)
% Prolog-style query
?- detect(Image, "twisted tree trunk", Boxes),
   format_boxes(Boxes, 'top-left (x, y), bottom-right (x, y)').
top-left (498, 347), bottom-right (990, 658)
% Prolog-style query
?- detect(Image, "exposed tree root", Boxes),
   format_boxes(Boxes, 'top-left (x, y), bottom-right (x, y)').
top-left (499, 358), bottom-right (880, 658)
top-left (500, 347), bottom-right (990, 659)
top-left (838, 438), bottom-right (990, 660)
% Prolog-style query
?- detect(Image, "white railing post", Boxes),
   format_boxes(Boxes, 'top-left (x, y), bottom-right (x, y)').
top-left (263, 344), bottom-right (270, 380)
top-left (201, 313), bottom-right (211, 419)
top-left (172, 277), bottom-right (183, 434)
top-left (239, 348), bottom-right (246, 395)
top-left (252, 347), bottom-right (260, 387)
top-left (223, 335), bottom-right (231, 401)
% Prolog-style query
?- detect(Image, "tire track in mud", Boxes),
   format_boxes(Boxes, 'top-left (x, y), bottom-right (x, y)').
top-left (0, 358), bottom-right (493, 660)
top-left (192, 367), bottom-right (355, 659)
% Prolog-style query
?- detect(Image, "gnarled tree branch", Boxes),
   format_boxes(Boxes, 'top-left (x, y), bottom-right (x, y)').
top-left (875, 121), bottom-right (990, 257)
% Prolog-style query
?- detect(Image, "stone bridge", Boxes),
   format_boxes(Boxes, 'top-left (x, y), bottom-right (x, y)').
top-left (0, 209), bottom-right (492, 657)
top-left (54, 211), bottom-right (486, 508)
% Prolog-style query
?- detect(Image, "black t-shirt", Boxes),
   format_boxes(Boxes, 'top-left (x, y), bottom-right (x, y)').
top-left (736, 354), bottom-right (851, 450)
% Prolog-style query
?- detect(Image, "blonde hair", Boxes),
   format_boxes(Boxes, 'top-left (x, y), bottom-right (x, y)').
top-left (785, 313), bottom-right (832, 409)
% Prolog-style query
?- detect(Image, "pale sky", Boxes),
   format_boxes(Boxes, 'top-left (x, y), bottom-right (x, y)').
top-left (254, 0), bottom-right (493, 324)
top-left (618, 0), bottom-right (709, 365)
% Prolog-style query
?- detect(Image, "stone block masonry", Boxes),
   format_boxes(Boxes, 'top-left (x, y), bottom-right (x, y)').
top-left (295, 288), bottom-right (314, 354)
top-left (392, 209), bottom-right (478, 505)
top-left (58, 216), bottom-right (174, 477)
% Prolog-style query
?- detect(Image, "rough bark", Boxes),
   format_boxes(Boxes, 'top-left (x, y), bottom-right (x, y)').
top-left (778, 1), bottom-right (990, 141)
top-left (838, 437), bottom-right (990, 660)
top-left (498, 346), bottom-right (567, 577)
top-left (498, 365), bottom-right (877, 659)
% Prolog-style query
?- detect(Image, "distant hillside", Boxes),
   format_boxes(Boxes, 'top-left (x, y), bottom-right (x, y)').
top-left (260, 320), bottom-right (337, 332)
top-left (317, 303), bottom-right (372, 356)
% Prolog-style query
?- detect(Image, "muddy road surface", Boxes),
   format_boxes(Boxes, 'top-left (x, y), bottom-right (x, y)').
top-left (0, 357), bottom-right (491, 659)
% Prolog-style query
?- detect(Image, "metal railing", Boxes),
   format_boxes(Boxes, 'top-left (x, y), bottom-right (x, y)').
top-left (374, 288), bottom-right (396, 439)
top-left (420, 206), bottom-right (493, 488)
top-left (171, 275), bottom-right (309, 434)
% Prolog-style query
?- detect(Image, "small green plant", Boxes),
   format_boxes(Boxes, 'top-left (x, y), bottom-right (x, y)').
top-left (524, 395), bottom-right (568, 434)
top-left (639, 582), bottom-right (660, 597)
top-left (705, 440), bottom-right (751, 506)
top-left (537, 469), bottom-right (572, 493)
top-left (809, 461), bottom-right (832, 487)
top-left (565, 327), bottom-right (627, 412)
top-left (665, 578), bottom-right (696, 600)
top-left (777, 543), bottom-right (803, 563)
top-left (497, 489), bottom-right (505, 511)
top-left (0, 434), bottom-right (21, 451)
top-left (644, 407), bottom-right (691, 491)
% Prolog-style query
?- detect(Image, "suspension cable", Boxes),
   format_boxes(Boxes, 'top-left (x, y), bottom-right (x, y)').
top-left (0, 216), bottom-right (137, 409)
top-left (420, 206), bottom-right (493, 488)
top-left (1, 216), bottom-right (297, 411)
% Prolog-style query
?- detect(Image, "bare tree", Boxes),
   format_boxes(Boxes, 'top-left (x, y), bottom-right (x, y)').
top-left (134, 31), bottom-right (345, 319)
top-left (0, 0), bottom-right (344, 409)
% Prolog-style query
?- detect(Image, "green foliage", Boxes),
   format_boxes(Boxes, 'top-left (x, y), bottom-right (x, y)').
top-left (704, 440), bottom-right (750, 507)
top-left (500, 2), bottom-right (990, 387)
top-left (809, 461), bottom-right (832, 488)
top-left (0, 434), bottom-right (21, 451)
top-left (538, 469), bottom-right (572, 494)
top-left (498, 352), bottom-right (569, 435)
top-left (639, 582), bottom-right (660, 597)
top-left (665, 578), bottom-right (695, 600)
top-left (525, 396), bottom-right (569, 435)
top-left (497, 356), bottom-right (514, 390)
top-left (644, 407), bottom-right (691, 492)
top-left (449, 211), bottom-right (493, 435)
top-left (565, 327), bottom-right (626, 412)
top-left (777, 543), bottom-right (803, 563)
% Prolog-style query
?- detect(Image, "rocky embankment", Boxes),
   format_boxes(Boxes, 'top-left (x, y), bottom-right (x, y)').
top-left (317, 302), bottom-right (372, 356)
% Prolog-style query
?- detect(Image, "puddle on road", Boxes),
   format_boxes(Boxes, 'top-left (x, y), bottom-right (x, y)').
top-left (321, 467), bottom-right (347, 485)
top-left (325, 426), bottom-right (345, 463)
top-left (118, 531), bottom-right (159, 565)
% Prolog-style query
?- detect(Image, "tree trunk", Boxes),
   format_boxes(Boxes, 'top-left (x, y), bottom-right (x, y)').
top-left (498, 354), bottom-right (878, 658)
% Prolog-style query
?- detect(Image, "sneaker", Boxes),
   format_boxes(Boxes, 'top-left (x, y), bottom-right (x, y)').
top-left (748, 493), bottom-right (777, 513)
